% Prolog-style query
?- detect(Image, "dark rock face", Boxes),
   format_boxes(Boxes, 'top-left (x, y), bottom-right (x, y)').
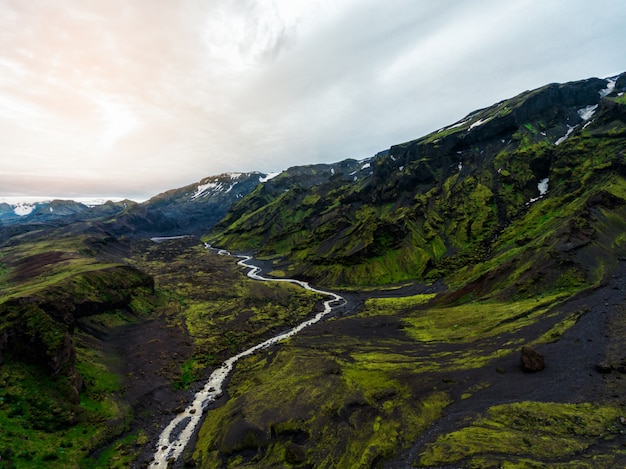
top-left (285, 442), bottom-right (307, 465)
top-left (220, 418), bottom-right (268, 453)
top-left (520, 345), bottom-right (545, 372)
top-left (616, 73), bottom-right (626, 92)
top-left (109, 172), bottom-right (269, 237)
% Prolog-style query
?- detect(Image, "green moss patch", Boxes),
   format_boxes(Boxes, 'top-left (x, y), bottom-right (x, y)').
top-left (417, 402), bottom-right (626, 468)
top-left (401, 295), bottom-right (564, 343)
top-left (192, 343), bottom-right (452, 468)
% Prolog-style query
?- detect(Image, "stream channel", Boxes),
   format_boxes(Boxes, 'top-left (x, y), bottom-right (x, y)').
top-left (148, 244), bottom-right (346, 467)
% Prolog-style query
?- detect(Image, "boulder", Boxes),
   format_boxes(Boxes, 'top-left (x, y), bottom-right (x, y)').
top-left (520, 345), bottom-right (545, 372)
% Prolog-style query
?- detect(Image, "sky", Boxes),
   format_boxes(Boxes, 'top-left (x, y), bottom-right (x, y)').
top-left (1, 0), bottom-right (625, 201)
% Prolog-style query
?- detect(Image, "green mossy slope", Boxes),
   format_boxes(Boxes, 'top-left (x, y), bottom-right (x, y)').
top-left (0, 231), bottom-right (157, 468)
top-left (208, 79), bottom-right (626, 293)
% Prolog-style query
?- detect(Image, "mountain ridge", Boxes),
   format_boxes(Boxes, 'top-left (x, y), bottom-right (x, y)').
top-left (207, 73), bottom-right (626, 291)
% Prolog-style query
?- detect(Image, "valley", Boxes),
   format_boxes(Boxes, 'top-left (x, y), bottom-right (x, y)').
top-left (2, 72), bottom-right (626, 468)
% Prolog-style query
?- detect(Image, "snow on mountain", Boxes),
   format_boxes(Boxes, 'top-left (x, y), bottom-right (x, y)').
top-left (190, 181), bottom-right (220, 200)
top-left (555, 125), bottom-right (576, 145)
top-left (578, 104), bottom-right (598, 121)
top-left (527, 178), bottom-right (550, 205)
top-left (13, 202), bottom-right (36, 216)
top-left (468, 117), bottom-right (492, 131)
top-left (600, 77), bottom-right (617, 97)
top-left (259, 173), bottom-right (279, 183)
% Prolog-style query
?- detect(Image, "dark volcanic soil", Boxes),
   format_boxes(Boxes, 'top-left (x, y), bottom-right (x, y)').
top-left (83, 316), bottom-right (195, 466)
top-left (385, 260), bottom-right (626, 468)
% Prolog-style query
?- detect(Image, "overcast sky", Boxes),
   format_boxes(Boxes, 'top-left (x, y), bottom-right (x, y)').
top-left (1, 0), bottom-right (625, 200)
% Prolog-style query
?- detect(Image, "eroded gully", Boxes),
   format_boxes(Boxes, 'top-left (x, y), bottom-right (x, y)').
top-left (148, 245), bottom-right (346, 467)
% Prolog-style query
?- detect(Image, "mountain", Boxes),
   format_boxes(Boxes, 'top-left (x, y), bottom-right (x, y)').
top-left (209, 73), bottom-right (626, 291)
top-left (103, 172), bottom-right (270, 236)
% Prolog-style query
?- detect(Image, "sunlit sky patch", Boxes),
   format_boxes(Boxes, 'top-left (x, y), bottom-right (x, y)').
top-left (1, 0), bottom-right (625, 201)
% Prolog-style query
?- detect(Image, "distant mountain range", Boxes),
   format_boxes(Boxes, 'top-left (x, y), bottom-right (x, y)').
top-left (0, 162), bottom-right (376, 236)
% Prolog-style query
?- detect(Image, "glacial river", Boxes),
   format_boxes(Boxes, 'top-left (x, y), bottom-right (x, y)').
top-left (148, 245), bottom-right (346, 467)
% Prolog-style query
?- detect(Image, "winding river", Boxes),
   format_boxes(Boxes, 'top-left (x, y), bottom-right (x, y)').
top-left (148, 245), bottom-right (346, 467)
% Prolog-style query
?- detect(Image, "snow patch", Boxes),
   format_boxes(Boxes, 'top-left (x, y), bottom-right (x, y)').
top-left (361, 162), bottom-right (371, 170)
top-left (577, 104), bottom-right (598, 121)
top-left (13, 203), bottom-right (35, 216)
top-left (527, 178), bottom-right (549, 204)
top-left (441, 112), bottom-right (482, 132)
top-left (190, 181), bottom-right (218, 200)
top-left (555, 125), bottom-right (576, 145)
top-left (259, 172), bottom-right (279, 183)
top-left (330, 168), bottom-right (335, 175)
top-left (468, 117), bottom-right (493, 131)
top-left (600, 78), bottom-right (617, 97)
top-left (537, 178), bottom-right (549, 196)
top-left (444, 119), bottom-right (471, 131)
top-left (458, 162), bottom-right (463, 172)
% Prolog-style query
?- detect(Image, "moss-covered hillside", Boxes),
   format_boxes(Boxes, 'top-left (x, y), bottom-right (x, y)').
top-left (0, 227), bottom-right (158, 467)
top-left (209, 74), bottom-right (626, 293)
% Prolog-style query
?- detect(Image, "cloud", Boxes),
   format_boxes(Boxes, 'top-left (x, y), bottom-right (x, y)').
top-left (0, 0), bottom-right (625, 199)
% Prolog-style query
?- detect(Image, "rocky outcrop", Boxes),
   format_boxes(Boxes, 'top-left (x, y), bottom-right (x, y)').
top-left (520, 345), bottom-right (545, 372)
